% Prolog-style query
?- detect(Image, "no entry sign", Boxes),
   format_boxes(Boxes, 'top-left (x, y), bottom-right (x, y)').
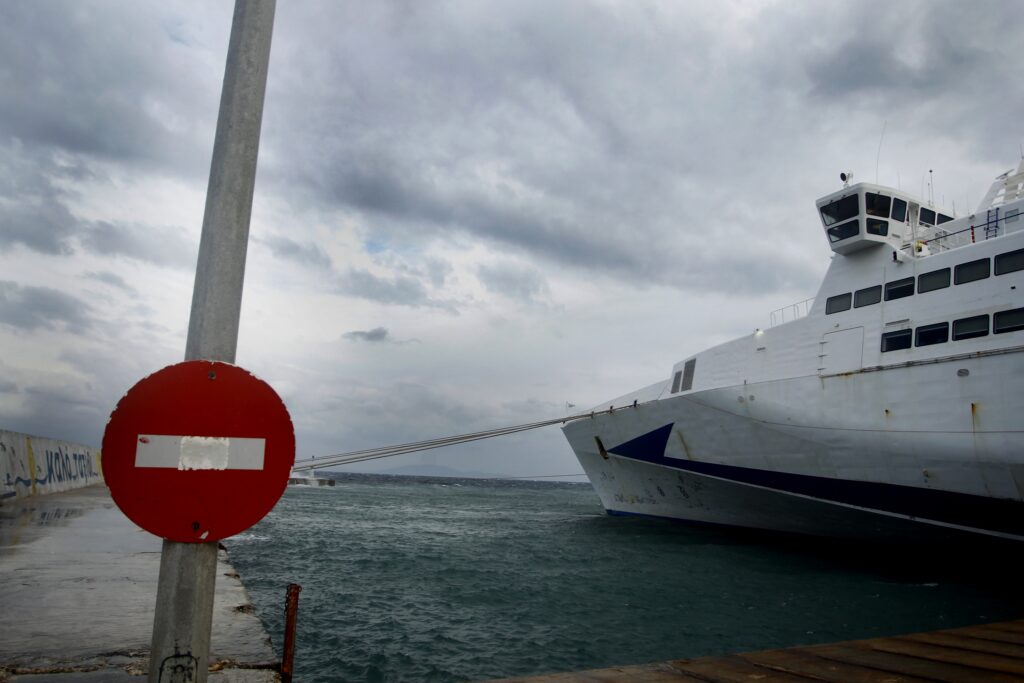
top-left (102, 360), bottom-right (295, 542)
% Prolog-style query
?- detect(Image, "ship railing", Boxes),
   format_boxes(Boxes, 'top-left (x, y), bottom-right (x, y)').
top-left (921, 207), bottom-right (1013, 252)
top-left (770, 297), bottom-right (814, 327)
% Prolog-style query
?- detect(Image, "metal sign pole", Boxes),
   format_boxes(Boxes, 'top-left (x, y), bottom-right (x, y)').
top-left (148, 2), bottom-right (275, 681)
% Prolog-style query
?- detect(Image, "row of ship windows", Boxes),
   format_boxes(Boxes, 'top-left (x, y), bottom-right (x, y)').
top-left (821, 193), bottom-right (957, 228)
top-left (826, 247), bottom-right (1024, 315)
top-left (880, 308), bottom-right (1024, 352)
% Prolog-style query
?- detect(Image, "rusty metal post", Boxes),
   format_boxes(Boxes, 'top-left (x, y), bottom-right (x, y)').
top-left (281, 583), bottom-right (302, 683)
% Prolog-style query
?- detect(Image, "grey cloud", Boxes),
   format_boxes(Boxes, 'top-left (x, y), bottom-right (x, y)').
top-left (259, 235), bottom-right (332, 269)
top-left (336, 268), bottom-right (456, 311)
top-left (797, 0), bottom-right (1023, 153)
top-left (805, 11), bottom-right (983, 99)
top-left (7, 382), bottom-right (108, 448)
top-left (424, 258), bottom-right (452, 288)
top-left (477, 263), bottom-right (550, 303)
top-left (0, 195), bottom-right (79, 255)
top-left (0, 143), bottom-right (85, 255)
top-left (343, 327), bottom-right (390, 343)
top-left (78, 221), bottom-right (195, 269)
top-left (259, 3), bottom-right (808, 292)
top-left (0, 144), bottom-right (196, 267)
top-left (258, 1), bottom-right (1023, 296)
top-left (318, 159), bottom-right (654, 279)
top-left (83, 271), bottom-right (138, 295)
top-left (0, 281), bottom-right (94, 333)
top-left (301, 380), bottom-right (488, 455)
top-left (0, 2), bottom-right (225, 176)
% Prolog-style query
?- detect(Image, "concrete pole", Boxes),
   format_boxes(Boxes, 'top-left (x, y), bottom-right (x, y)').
top-left (149, 2), bottom-right (275, 682)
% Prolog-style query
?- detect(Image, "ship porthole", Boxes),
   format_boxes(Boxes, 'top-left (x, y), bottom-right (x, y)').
top-left (957, 368), bottom-right (970, 377)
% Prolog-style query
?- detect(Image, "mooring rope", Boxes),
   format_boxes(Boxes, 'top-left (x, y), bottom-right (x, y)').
top-left (290, 404), bottom-right (635, 473)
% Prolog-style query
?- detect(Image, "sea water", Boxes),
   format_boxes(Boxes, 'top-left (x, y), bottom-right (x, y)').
top-left (224, 473), bottom-right (1024, 682)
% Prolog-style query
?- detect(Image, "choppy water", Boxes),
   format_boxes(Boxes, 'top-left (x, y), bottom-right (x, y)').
top-left (224, 473), bottom-right (1024, 682)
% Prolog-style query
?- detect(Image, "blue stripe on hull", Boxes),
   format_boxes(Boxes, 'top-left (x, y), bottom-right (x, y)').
top-left (608, 423), bottom-right (1024, 538)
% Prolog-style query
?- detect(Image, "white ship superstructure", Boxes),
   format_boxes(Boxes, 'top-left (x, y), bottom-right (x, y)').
top-left (563, 162), bottom-right (1024, 541)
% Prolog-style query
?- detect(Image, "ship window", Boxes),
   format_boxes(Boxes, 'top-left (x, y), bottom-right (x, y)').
top-left (918, 268), bottom-right (950, 293)
top-left (884, 277), bottom-right (914, 301)
top-left (866, 193), bottom-right (891, 218)
top-left (854, 285), bottom-right (881, 308)
top-left (671, 370), bottom-right (682, 393)
top-left (881, 329), bottom-right (912, 352)
top-left (827, 219), bottom-right (860, 243)
top-left (920, 207), bottom-right (936, 226)
top-left (866, 218), bottom-right (888, 236)
top-left (915, 322), bottom-right (949, 347)
top-left (891, 197), bottom-right (908, 222)
top-left (826, 293), bottom-right (852, 314)
top-left (954, 258), bottom-right (990, 284)
top-left (680, 358), bottom-right (696, 391)
top-left (953, 314), bottom-right (989, 340)
top-left (1007, 208), bottom-right (1020, 223)
top-left (937, 213), bottom-right (953, 224)
top-left (820, 194), bottom-right (859, 226)
top-left (995, 248), bottom-right (1024, 275)
top-left (994, 308), bottom-right (1024, 334)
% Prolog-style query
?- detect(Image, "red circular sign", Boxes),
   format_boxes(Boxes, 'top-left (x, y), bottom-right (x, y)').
top-left (102, 360), bottom-right (294, 542)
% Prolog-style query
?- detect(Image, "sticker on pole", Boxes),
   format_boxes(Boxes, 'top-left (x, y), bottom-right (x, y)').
top-left (102, 360), bottom-right (295, 543)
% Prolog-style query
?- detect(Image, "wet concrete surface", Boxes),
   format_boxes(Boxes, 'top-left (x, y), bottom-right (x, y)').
top-left (0, 485), bottom-right (279, 682)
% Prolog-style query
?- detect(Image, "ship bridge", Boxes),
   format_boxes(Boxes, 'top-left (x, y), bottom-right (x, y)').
top-left (817, 161), bottom-right (1024, 258)
top-left (816, 182), bottom-right (955, 256)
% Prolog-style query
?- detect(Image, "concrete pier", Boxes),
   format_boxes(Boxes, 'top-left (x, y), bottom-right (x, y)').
top-left (485, 619), bottom-right (1024, 682)
top-left (0, 485), bottom-right (278, 682)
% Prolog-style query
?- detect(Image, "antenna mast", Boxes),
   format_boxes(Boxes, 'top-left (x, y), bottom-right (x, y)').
top-left (875, 119), bottom-right (887, 183)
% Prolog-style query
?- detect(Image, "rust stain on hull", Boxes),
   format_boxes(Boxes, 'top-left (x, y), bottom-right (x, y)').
top-left (674, 429), bottom-right (695, 460)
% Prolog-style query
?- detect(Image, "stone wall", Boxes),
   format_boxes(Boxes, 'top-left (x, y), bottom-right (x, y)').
top-left (0, 429), bottom-right (103, 503)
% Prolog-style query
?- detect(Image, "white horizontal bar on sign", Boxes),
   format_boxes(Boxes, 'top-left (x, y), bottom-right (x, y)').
top-left (134, 435), bottom-right (266, 471)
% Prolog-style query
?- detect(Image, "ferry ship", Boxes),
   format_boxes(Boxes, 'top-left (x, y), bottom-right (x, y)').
top-left (563, 161), bottom-right (1024, 541)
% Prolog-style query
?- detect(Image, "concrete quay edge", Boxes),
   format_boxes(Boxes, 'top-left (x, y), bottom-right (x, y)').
top-left (0, 484), bottom-right (279, 682)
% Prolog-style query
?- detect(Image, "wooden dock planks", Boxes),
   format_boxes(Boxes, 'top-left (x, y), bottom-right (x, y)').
top-left (484, 619), bottom-right (1024, 682)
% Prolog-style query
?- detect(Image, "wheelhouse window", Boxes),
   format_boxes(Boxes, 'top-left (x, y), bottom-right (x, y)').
top-left (994, 308), bottom-right (1024, 334)
top-left (881, 329), bottom-right (912, 352)
top-left (937, 213), bottom-right (954, 224)
top-left (953, 315), bottom-right (989, 340)
top-left (866, 218), bottom-right (888, 236)
top-left (884, 277), bottom-right (914, 301)
top-left (891, 197), bottom-right (908, 222)
top-left (915, 322), bottom-right (949, 347)
top-left (955, 258), bottom-right (990, 285)
top-left (920, 207), bottom-right (936, 226)
top-left (918, 268), bottom-right (950, 294)
top-left (865, 193), bottom-right (891, 217)
top-left (854, 285), bottom-right (881, 308)
top-left (671, 370), bottom-right (682, 393)
top-left (820, 194), bottom-right (859, 226)
top-left (827, 220), bottom-right (860, 242)
top-left (826, 293), bottom-right (852, 314)
top-left (995, 248), bottom-right (1024, 275)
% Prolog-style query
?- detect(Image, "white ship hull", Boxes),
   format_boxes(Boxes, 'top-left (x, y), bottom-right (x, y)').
top-left (565, 352), bottom-right (1024, 541)
top-left (564, 163), bottom-right (1024, 541)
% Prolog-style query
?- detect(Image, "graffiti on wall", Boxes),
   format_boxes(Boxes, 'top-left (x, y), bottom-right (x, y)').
top-left (1, 431), bottom-right (103, 502)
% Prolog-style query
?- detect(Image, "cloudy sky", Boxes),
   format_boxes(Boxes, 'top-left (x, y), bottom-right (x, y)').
top-left (1, 0), bottom-right (1021, 478)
